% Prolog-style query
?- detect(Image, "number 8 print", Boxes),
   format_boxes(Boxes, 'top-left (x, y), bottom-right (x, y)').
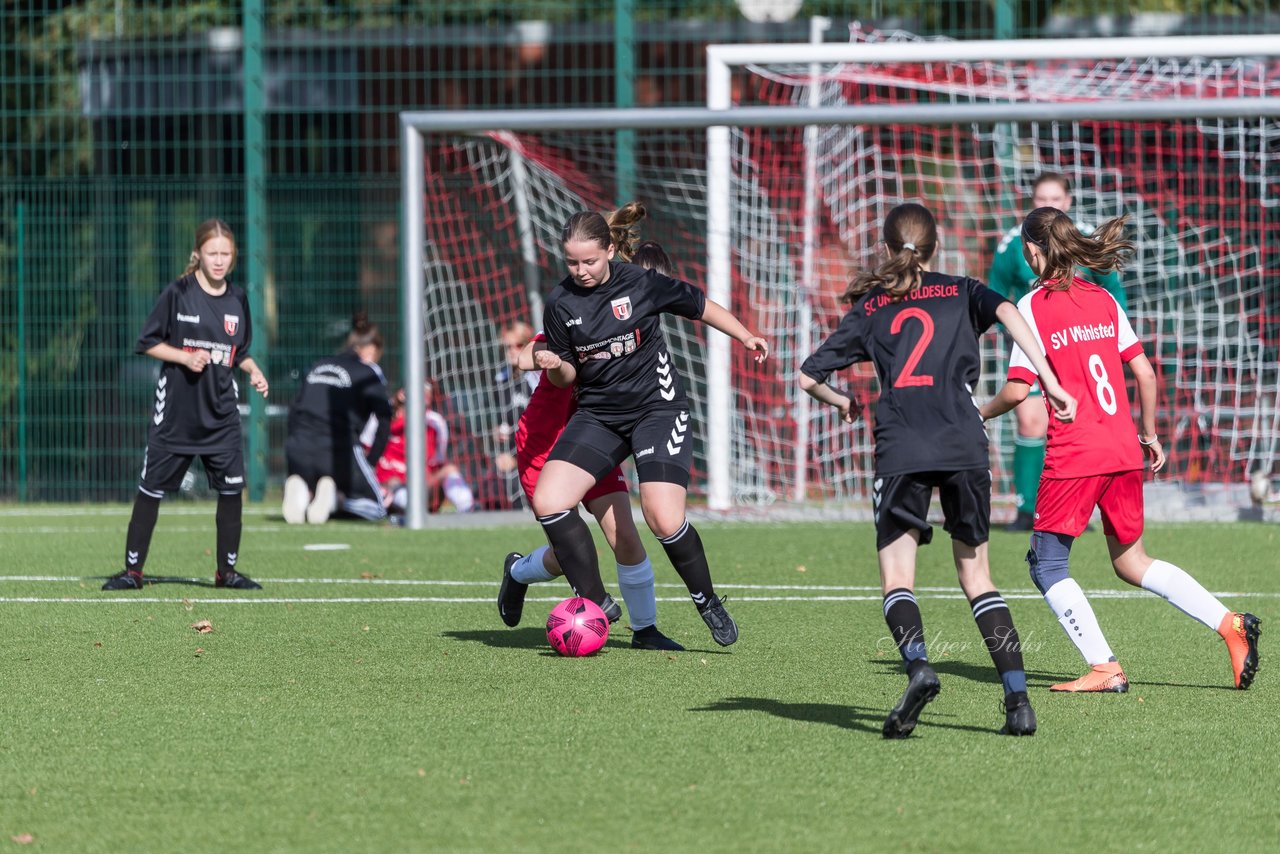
top-left (1088, 353), bottom-right (1117, 415)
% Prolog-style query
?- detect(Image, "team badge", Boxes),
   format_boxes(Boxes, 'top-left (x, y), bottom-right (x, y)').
top-left (624, 338), bottom-right (636, 353)
top-left (224, 314), bottom-right (239, 335)
top-left (611, 296), bottom-right (632, 321)
top-left (610, 341), bottom-right (625, 357)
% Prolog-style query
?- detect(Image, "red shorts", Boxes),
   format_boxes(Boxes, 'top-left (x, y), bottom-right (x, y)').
top-left (1035, 470), bottom-right (1145, 542)
top-left (518, 450), bottom-right (628, 506)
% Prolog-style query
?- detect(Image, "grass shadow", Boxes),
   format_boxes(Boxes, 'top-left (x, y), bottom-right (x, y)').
top-left (441, 628), bottom-right (551, 649)
top-left (868, 658), bottom-right (1072, 688)
top-left (105, 575), bottom-right (219, 589)
top-left (690, 696), bottom-right (997, 736)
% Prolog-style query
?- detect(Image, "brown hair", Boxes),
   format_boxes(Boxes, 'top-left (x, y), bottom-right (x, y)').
top-left (346, 311), bottom-right (383, 351)
top-left (1031, 171), bottom-right (1071, 196)
top-left (632, 240), bottom-right (673, 276)
top-left (606, 201), bottom-right (647, 261)
top-left (1020, 207), bottom-right (1133, 291)
top-left (183, 218), bottom-right (237, 276)
top-left (560, 201), bottom-right (648, 261)
top-left (844, 203), bottom-right (937, 302)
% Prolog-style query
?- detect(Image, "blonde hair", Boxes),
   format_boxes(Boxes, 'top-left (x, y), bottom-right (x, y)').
top-left (1020, 207), bottom-right (1133, 290)
top-left (844, 203), bottom-right (937, 302)
top-left (605, 201), bottom-right (647, 261)
top-left (183, 218), bottom-right (237, 277)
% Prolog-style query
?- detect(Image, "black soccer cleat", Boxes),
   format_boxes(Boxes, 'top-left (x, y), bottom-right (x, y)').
top-left (599, 593), bottom-right (622, 625)
top-left (1003, 691), bottom-right (1037, 736)
top-left (498, 552), bottom-right (528, 628)
top-left (882, 663), bottom-right (941, 739)
top-left (216, 570), bottom-right (262, 590)
top-left (631, 624), bottom-right (686, 652)
top-left (699, 595), bottom-right (738, 647)
top-left (102, 570), bottom-right (143, 591)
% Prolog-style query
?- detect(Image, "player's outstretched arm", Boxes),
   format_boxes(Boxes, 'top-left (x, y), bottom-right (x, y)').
top-left (799, 374), bottom-right (858, 424)
top-left (700, 299), bottom-right (769, 363)
top-left (980, 380), bottom-right (1030, 423)
top-left (533, 348), bottom-right (576, 388)
top-left (994, 302), bottom-right (1076, 422)
top-left (1127, 352), bottom-right (1166, 473)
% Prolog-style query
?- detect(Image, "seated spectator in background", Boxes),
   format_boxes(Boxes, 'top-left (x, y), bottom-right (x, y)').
top-left (283, 313), bottom-right (392, 524)
top-left (376, 380), bottom-right (477, 517)
top-left (493, 321), bottom-right (538, 507)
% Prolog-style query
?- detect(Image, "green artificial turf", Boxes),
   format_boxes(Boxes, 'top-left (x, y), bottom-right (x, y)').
top-left (0, 507), bottom-right (1276, 851)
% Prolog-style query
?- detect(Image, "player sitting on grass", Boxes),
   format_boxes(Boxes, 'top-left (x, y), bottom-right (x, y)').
top-left (981, 206), bottom-right (1261, 692)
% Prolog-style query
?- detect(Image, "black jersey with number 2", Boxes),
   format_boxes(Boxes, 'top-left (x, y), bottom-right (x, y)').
top-left (135, 274), bottom-right (253, 454)
top-left (800, 271), bottom-right (1008, 476)
top-left (542, 261), bottom-right (705, 418)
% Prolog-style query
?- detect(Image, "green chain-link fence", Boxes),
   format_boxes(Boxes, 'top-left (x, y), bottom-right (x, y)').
top-left (2, 1), bottom-right (1272, 502)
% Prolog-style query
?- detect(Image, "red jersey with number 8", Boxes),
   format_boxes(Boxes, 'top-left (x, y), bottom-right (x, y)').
top-left (1007, 278), bottom-right (1145, 477)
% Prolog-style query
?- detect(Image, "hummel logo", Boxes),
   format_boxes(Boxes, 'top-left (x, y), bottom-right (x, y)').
top-left (126, 550), bottom-right (139, 566)
top-left (177, 313), bottom-right (200, 323)
top-left (657, 352), bottom-right (675, 400)
top-left (226, 552), bottom-right (238, 565)
top-left (565, 317), bottom-right (582, 326)
top-left (666, 411), bottom-right (689, 455)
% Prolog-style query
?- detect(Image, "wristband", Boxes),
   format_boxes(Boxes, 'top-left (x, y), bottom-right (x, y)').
top-left (1138, 435), bottom-right (1159, 446)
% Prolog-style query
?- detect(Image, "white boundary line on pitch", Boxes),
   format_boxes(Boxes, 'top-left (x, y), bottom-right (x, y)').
top-left (0, 575), bottom-right (1276, 601)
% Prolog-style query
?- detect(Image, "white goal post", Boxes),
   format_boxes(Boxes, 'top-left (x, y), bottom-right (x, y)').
top-left (399, 34), bottom-right (1280, 529)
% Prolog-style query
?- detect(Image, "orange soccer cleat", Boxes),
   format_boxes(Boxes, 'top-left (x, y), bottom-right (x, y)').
top-left (1050, 661), bottom-right (1129, 693)
top-left (1218, 612), bottom-right (1262, 690)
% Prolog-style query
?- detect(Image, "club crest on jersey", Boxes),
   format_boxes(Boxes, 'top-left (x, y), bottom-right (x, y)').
top-left (224, 314), bottom-right (239, 335)
top-left (611, 296), bottom-right (632, 321)
top-left (610, 341), bottom-right (625, 357)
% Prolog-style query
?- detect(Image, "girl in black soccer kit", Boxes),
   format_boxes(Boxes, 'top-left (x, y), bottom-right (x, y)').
top-left (799, 203), bottom-right (1076, 737)
top-left (282, 313), bottom-right (393, 524)
top-left (104, 219), bottom-right (269, 591)
top-left (532, 203), bottom-right (769, 647)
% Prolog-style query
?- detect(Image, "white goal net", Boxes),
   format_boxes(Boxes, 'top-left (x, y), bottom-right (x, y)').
top-left (403, 31), bottom-right (1280, 523)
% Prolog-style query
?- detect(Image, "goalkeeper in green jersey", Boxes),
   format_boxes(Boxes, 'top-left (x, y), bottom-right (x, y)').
top-left (988, 172), bottom-right (1128, 531)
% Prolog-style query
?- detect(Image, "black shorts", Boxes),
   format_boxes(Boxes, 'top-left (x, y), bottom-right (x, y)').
top-left (285, 441), bottom-right (383, 506)
top-left (139, 444), bottom-right (245, 496)
top-left (873, 468), bottom-right (991, 551)
top-left (548, 407), bottom-right (693, 487)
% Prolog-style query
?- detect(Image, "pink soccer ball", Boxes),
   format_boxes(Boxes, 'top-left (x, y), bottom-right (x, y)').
top-left (546, 597), bottom-right (609, 657)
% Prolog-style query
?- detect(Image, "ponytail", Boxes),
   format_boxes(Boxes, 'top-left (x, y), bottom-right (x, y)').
top-left (606, 201), bottom-right (647, 262)
top-left (1021, 207), bottom-right (1133, 291)
top-left (844, 202), bottom-right (938, 303)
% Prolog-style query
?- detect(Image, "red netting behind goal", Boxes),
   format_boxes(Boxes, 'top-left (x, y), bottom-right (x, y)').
top-left (414, 35), bottom-right (1278, 515)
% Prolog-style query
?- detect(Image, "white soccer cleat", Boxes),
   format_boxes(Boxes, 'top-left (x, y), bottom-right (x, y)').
top-left (307, 476), bottom-right (337, 524)
top-left (282, 475), bottom-right (310, 525)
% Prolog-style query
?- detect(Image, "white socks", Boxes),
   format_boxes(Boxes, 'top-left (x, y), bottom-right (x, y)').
top-left (1043, 578), bottom-right (1116, 666)
top-left (616, 557), bottom-right (657, 631)
top-left (511, 547), bottom-right (659, 632)
top-left (511, 545), bottom-right (555, 584)
top-left (1140, 559), bottom-right (1230, 631)
top-left (443, 473), bottom-right (475, 513)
